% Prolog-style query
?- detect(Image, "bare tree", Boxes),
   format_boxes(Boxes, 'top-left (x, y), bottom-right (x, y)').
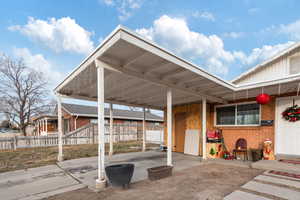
top-left (0, 55), bottom-right (51, 135)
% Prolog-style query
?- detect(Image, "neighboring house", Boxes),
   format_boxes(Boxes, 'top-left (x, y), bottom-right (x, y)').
top-left (33, 103), bottom-right (163, 135)
top-left (54, 26), bottom-right (300, 159)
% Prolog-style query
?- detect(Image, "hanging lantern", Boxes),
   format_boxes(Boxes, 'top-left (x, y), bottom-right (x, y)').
top-left (256, 93), bottom-right (271, 104)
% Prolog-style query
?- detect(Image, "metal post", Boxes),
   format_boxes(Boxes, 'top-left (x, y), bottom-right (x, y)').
top-left (95, 61), bottom-right (106, 189)
top-left (109, 103), bottom-right (114, 156)
top-left (167, 89), bottom-right (172, 166)
top-left (57, 95), bottom-right (63, 161)
top-left (142, 107), bottom-right (146, 152)
top-left (202, 98), bottom-right (207, 159)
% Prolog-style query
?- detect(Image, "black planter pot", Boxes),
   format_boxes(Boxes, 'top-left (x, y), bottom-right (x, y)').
top-left (105, 164), bottom-right (134, 188)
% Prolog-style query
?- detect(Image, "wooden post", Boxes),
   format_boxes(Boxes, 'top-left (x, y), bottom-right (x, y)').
top-left (95, 60), bottom-right (106, 189)
top-left (202, 98), bottom-right (207, 159)
top-left (57, 95), bottom-right (63, 162)
top-left (167, 89), bottom-right (172, 166)
top-left (142, 107), bottom-right (146, 152)
top-left (109, 103), bottom-right (114, 156)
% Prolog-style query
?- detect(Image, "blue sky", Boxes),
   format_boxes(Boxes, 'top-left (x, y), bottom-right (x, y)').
top-left (1, 0), bottom-right (300, 97)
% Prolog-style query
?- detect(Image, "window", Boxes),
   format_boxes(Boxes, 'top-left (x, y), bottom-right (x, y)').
top-left (216, 106), bottom-right (236, 125)
top-left (237, 104), bottom-right (260, 125)
top-left (216, 103), bottom-right (260, 126)
top-left (290, 56), bottom-right (300, 75)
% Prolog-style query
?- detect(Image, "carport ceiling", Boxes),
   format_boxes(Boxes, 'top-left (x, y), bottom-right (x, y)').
top-left (55, 26), bottom-right (300, 109)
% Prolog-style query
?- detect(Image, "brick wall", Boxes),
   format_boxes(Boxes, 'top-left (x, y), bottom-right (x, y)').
top-left (209, 99), bottom-right (275, 152)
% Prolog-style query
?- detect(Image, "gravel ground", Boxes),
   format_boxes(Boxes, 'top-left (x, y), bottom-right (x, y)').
top-left (45, 163), bottom-right (263, 200)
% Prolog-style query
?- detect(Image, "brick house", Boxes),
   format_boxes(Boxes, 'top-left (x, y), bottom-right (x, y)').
top-left (33, 103), bottom-right (163, 135)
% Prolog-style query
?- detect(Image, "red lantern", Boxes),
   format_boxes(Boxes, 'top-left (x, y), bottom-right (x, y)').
top-left (256, 93), bottom-right (271, 104)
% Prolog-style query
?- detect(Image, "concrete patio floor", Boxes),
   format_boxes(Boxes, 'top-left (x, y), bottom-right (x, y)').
top-left (0, 151), bottom-right (202, 200)
top-left (57, 151), bottom-right (203, 190)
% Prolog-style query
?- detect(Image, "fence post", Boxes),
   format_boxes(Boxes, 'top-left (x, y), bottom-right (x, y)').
top-left (14, 136), bottom-right (18, 150)
top-left (92, 124), bottom-right (95, 144)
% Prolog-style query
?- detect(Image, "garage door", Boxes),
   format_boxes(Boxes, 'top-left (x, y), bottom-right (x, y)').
top-left (276, 96), bottom-right (300, 155)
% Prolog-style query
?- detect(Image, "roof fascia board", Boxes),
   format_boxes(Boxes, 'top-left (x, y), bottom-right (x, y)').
top-left (235, 73), bottom-right (300, 90)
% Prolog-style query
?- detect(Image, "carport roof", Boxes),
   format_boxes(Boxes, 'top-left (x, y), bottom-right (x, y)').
top-left (54, 25), bottom-right (300, 109)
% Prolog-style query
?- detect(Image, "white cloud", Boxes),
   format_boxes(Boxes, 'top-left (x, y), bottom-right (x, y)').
top-left (135, 15), bottom-right (296, 77)
top-left (192, 11), bottom-right (215, 21)
top-left (9, 17), bottom-right (94, 55)
top-left (248, 8), bottom-right (260, 15)
top-left (100, 0), bottom-right (143, 21)
top-left (279, 19), bottom-right (300, 40)
top-left (12, 47), bottom-right (64, 88)
top-left (136, 15), bottom-right (243, 75)
top-left (239, 41), bottom-right (295, 66)
top-left (222, 32), bottom-right (244, 39)
top-left (103, 0), bottom-right (114, 6)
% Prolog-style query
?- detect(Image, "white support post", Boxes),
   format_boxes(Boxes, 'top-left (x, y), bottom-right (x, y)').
top-left (142, 107), bottom-right (146, 152)
top-left (202, 98), bottom-right (207, 159)
top-left (37, 121), bottom-right (40, 135)
top-left (96, 61), bottom-right (106, 189)
top-left (109, 103), bottom-right (114, 156)
top-left (45, 118), bottom-right (48, 135)
top-left (167, 89), bottom-right (172, 166)
top-left (57, 95), bottom-right (63, 162)
top-left (42, 120), bottom-right (44, 133)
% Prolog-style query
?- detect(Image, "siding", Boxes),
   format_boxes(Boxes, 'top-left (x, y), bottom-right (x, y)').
top-left (235, 55), bottom-right (290, 85)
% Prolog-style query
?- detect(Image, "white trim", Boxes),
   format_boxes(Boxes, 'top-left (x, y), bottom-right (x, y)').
top-left (60, 113), bottom-right (163, 122)
top-left (214, 101), bottom-right (261, 127)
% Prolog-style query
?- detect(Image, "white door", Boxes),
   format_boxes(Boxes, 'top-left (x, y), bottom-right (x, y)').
top-left (184, 129), bottom-right (200, 156)
top-left (276, 96), bottom-right (300, 156)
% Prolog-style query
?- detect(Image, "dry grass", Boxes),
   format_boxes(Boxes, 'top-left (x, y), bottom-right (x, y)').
top-left (0, 141), bottom-right (159, 173)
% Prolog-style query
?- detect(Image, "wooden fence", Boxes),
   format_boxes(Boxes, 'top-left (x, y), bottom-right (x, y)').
top-left (0, 123), bottom-right (164, 150)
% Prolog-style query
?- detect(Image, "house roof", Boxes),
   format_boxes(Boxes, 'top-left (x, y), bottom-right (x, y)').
top-left (61, 103), bottom-right (163, 122)
top-left (232, 42), bottom-right (300, 84)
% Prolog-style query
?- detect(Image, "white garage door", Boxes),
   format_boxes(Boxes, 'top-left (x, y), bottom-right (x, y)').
top-left (276, 96), bottom-right (300, 156)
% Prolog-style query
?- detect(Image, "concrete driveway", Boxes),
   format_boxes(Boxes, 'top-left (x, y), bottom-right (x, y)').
top-left (0, 164), bottom-right (85, 200)
top-left (0, 151), bottom-right (202, 200)
top-left (57, 151), bottom-right (202, 190)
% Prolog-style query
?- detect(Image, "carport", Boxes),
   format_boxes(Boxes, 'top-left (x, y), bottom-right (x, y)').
top-left (54, 25), bottom-right (300, 188)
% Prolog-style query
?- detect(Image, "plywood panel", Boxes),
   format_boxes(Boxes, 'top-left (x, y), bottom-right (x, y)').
top-left (164, 103), bottom-right (203, 155)
top-left (175, 113), bottom-right (186, 153)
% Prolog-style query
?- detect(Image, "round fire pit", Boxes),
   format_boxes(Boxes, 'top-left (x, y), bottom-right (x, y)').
top-left (105, 164), bottom-right (134, 188)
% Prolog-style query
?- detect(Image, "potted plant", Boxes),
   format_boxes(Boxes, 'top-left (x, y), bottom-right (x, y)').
top-left (105, 163), bottom-right (134, 188)
top-left (147, 165), bottom-right (173, 181)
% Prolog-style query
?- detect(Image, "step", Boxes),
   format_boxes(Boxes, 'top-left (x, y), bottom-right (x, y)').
top-left (242, 181), bottom-right (300, 200)
top-left (255, 175), bottom-right (300, 188)
top-left (224, 190), bottom-right (272, 200)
